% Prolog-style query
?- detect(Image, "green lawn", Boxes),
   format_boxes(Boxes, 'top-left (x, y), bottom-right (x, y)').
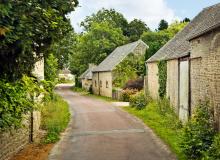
top-left (41, 95), bottom-right (70, 143)
top-left (123, 102), bottom-right (186, 160)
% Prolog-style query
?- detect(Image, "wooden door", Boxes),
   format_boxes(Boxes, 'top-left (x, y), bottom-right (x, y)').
top-left (179, 60), bottom-right (189, 122)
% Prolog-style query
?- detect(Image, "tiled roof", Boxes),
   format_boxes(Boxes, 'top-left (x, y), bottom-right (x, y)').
top-left (147, 3), bottom-right (220, 63)
top-left (93, 40), bottom-right (148, 72)
top-left (79, 65), bottom-right (96, 80)
top-left (187, 3), bottom-right (220, 40)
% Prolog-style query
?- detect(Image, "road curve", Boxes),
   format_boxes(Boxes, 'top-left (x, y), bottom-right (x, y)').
top-left (49, 85), bottom-right (176, 160)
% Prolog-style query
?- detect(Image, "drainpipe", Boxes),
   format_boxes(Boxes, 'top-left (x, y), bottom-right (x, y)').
top-left (98, 72), bottom-right (100, 95)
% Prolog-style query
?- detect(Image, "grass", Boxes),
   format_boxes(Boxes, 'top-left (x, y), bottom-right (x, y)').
top-left (41, 95), bottom-right (70, 143)
top-left (123, 100), bottom-right (186, 160)
top-left (72, 86), bottom-right (118, 102)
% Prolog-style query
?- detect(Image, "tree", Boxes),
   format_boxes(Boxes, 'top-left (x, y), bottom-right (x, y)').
top-left (45, 54), bottom-right (58, 82)
top-left (182, 17), bottom-right (190, 23)
top-left (0, 0), bottom-right (78, 81)
top-left (69, 22), bottom-right (127, 77)
top-left (127, 19), bottom-right (150, 41)
top-left (158, 19), bottom-right (168, 31)
top-left (142, 21), bottom-right (188, 59)
top-left (80, 8), bottom-right (129, 35)
top-left (49, 31), bottom-right (77, 69)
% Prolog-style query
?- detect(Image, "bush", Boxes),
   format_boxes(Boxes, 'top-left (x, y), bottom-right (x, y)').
top-left (130, 91), bottom-right (148, 110)
top-left (203, 134), bottom-right (220, 159)
top-left (123, 78), bottom-right (144, 90)
top-left (0, 76), bottom-right (42, 130)
top-left (40, 80), bottom-right (56, 101)
top-left (180, 101), bottom-right (215, 160)
top-left (121, 89), bottom-right (138, 102)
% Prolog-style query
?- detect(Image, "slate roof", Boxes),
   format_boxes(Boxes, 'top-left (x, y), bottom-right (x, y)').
top-left (187, 3), bottom-right (220, 40)
top-left (79, 65), bottom-right (96, 80)
top-left (147, 3), bottom-right (220, 63)
top-left (93, 40), bottom-right (148, 72)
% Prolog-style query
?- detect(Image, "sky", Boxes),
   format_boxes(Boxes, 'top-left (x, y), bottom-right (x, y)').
top-left (68, 0), bottom-right (220, 32)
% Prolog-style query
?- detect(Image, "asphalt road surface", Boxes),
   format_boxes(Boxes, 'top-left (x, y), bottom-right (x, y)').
top-left (49, 85), bottom-right (176, 160)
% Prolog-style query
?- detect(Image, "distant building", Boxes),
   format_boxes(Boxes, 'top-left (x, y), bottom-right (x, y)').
top-left (146, 3), bottom-right (220, 128)
top-left (59, 68), bottom-right (75, 82)
top-left (79, 64), bottom-right (96, 91)
top-left (92, 40), bottom-right (148, 97)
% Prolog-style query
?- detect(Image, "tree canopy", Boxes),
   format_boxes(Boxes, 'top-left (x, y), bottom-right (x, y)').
top-left (0, 0), bottom-right (78, 81)
top-left (69, 21), bottom-right (127, 76)
top-left (158, 19), bottom-right (169, 31)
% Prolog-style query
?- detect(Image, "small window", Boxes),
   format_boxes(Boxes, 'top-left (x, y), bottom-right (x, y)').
top-left (100, 80), bottom-right (102, 88)
top-left (95, 80), bottom-right (97, 87)
top-left (106, 81), bottom-right (109, 88)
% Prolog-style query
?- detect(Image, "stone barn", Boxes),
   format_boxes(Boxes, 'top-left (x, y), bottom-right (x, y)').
top-left (92, 40), bottom-right (148, 97)
top-left (79, 64), bottom-right (96, 91)
top-left (146, 3), bottom-right (220, 126)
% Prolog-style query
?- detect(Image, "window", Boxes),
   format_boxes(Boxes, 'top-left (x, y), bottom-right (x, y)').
top-left (95, 80), bottom-right (97, 87)
top-left (100, 80), bottom-right (102, 87)
top-left (106, 81), bottom-right (109, 88)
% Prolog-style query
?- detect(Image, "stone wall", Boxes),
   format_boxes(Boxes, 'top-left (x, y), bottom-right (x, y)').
top-left (190, 27), bottom-right (220, 129)
top-left (92, 72), bottom-right (113, 97)
top-left (147, 62), bottom-right (159, 99)
top-left (166, 59), bottom-right (179, 113)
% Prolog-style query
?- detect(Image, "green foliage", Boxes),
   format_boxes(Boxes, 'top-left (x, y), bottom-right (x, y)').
top-left (130, 91), bottom-right (149, 110)
top-left (49, 31), bottom-right (77, 69)
top-left (41, 95), bottom-right (70, 143)
top-left (158, 60), bottom-right (167, 98)
top-left (127, 19), bottom-right (150, 41)
top-left (121, 89), bottom-right (138, 102)
top-left (81, 8), bottom-right (129, 35)
top-left (0, 76), bottom-right (42, 130)
top-left (141, 21), bottom-right (188, 59)
top-left (45, 54), bottom-right (58, 82)
top-left (0, 0), bottom-right (78, 81)
top-left (113, 54), bottom-right (144, 88)
top-left (158, 19), bottom-right (168, 31)
top-left (124, 100), bottom-right (184, 159)
top-left (69, 21), bottom-right (127, 77)
top-left (40, 80), bottom-right (56, 101)
top-left (203, 134), bottom-right (220, 159)
top-left (180, 102), bottom-right (215, 160)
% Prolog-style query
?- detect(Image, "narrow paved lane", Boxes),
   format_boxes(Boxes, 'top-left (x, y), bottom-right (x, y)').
top-left (49, 86), bottom-right (176, 160)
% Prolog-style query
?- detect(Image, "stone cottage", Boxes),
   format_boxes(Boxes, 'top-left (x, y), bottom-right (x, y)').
top-left (146, 3), bottom-right (220, 127)
top-left (79, 64), bottom-right (96, 91)
top-left (92, 40), bottom-right (148, 97)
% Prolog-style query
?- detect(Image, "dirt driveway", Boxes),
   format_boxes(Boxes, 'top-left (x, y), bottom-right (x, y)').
top-left (49, 86), bottom-right (176, 160)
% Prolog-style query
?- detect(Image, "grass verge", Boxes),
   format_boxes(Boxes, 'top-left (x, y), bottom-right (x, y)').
top-left (123, 101), bottom-right (186, 160)
top-left (41, 94), bottom-right (70, 143)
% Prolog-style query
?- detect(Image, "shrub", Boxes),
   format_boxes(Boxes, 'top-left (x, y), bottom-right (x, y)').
top-left (41, 80), bottom-right (56, 101)
top-left (123, 78), bottom-right (144, 90)
top-left (203, 134), bottom-right (220, 159)
top-left (130, 91), bottom-right (148, 110)
top-left (180, 101), bottom-right (215, 160)
top-left (0, 76), bottom-right (42, 130)
top-left (121, 89), bottom-right (138, 102)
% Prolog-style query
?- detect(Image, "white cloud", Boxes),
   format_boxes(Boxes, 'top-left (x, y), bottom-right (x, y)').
top-left (68, 0), bottom-right (179, 32)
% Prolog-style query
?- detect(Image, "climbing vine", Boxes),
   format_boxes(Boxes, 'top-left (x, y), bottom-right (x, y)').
top-left (0, 76), bottom-right (43, 131)
top-left (113, 54), bottom-right (145, 88)
top-left (158, 60), bottom-right (167, 98)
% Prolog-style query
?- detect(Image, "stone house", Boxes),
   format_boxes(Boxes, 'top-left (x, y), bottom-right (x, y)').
top-left (92, 40), bottom-right (148, 97)
top-left (79, 64), bottom-right (96, 91)
top-left (146, 3), bottom-right (220, 127)
top-left (59, 68), bottom-right (75, 82)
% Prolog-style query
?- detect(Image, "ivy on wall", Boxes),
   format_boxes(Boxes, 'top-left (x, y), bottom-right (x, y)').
top-left (113, 54), bottom-right (145, 88)
top-left (158, 60), bottom-right (167, 98)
